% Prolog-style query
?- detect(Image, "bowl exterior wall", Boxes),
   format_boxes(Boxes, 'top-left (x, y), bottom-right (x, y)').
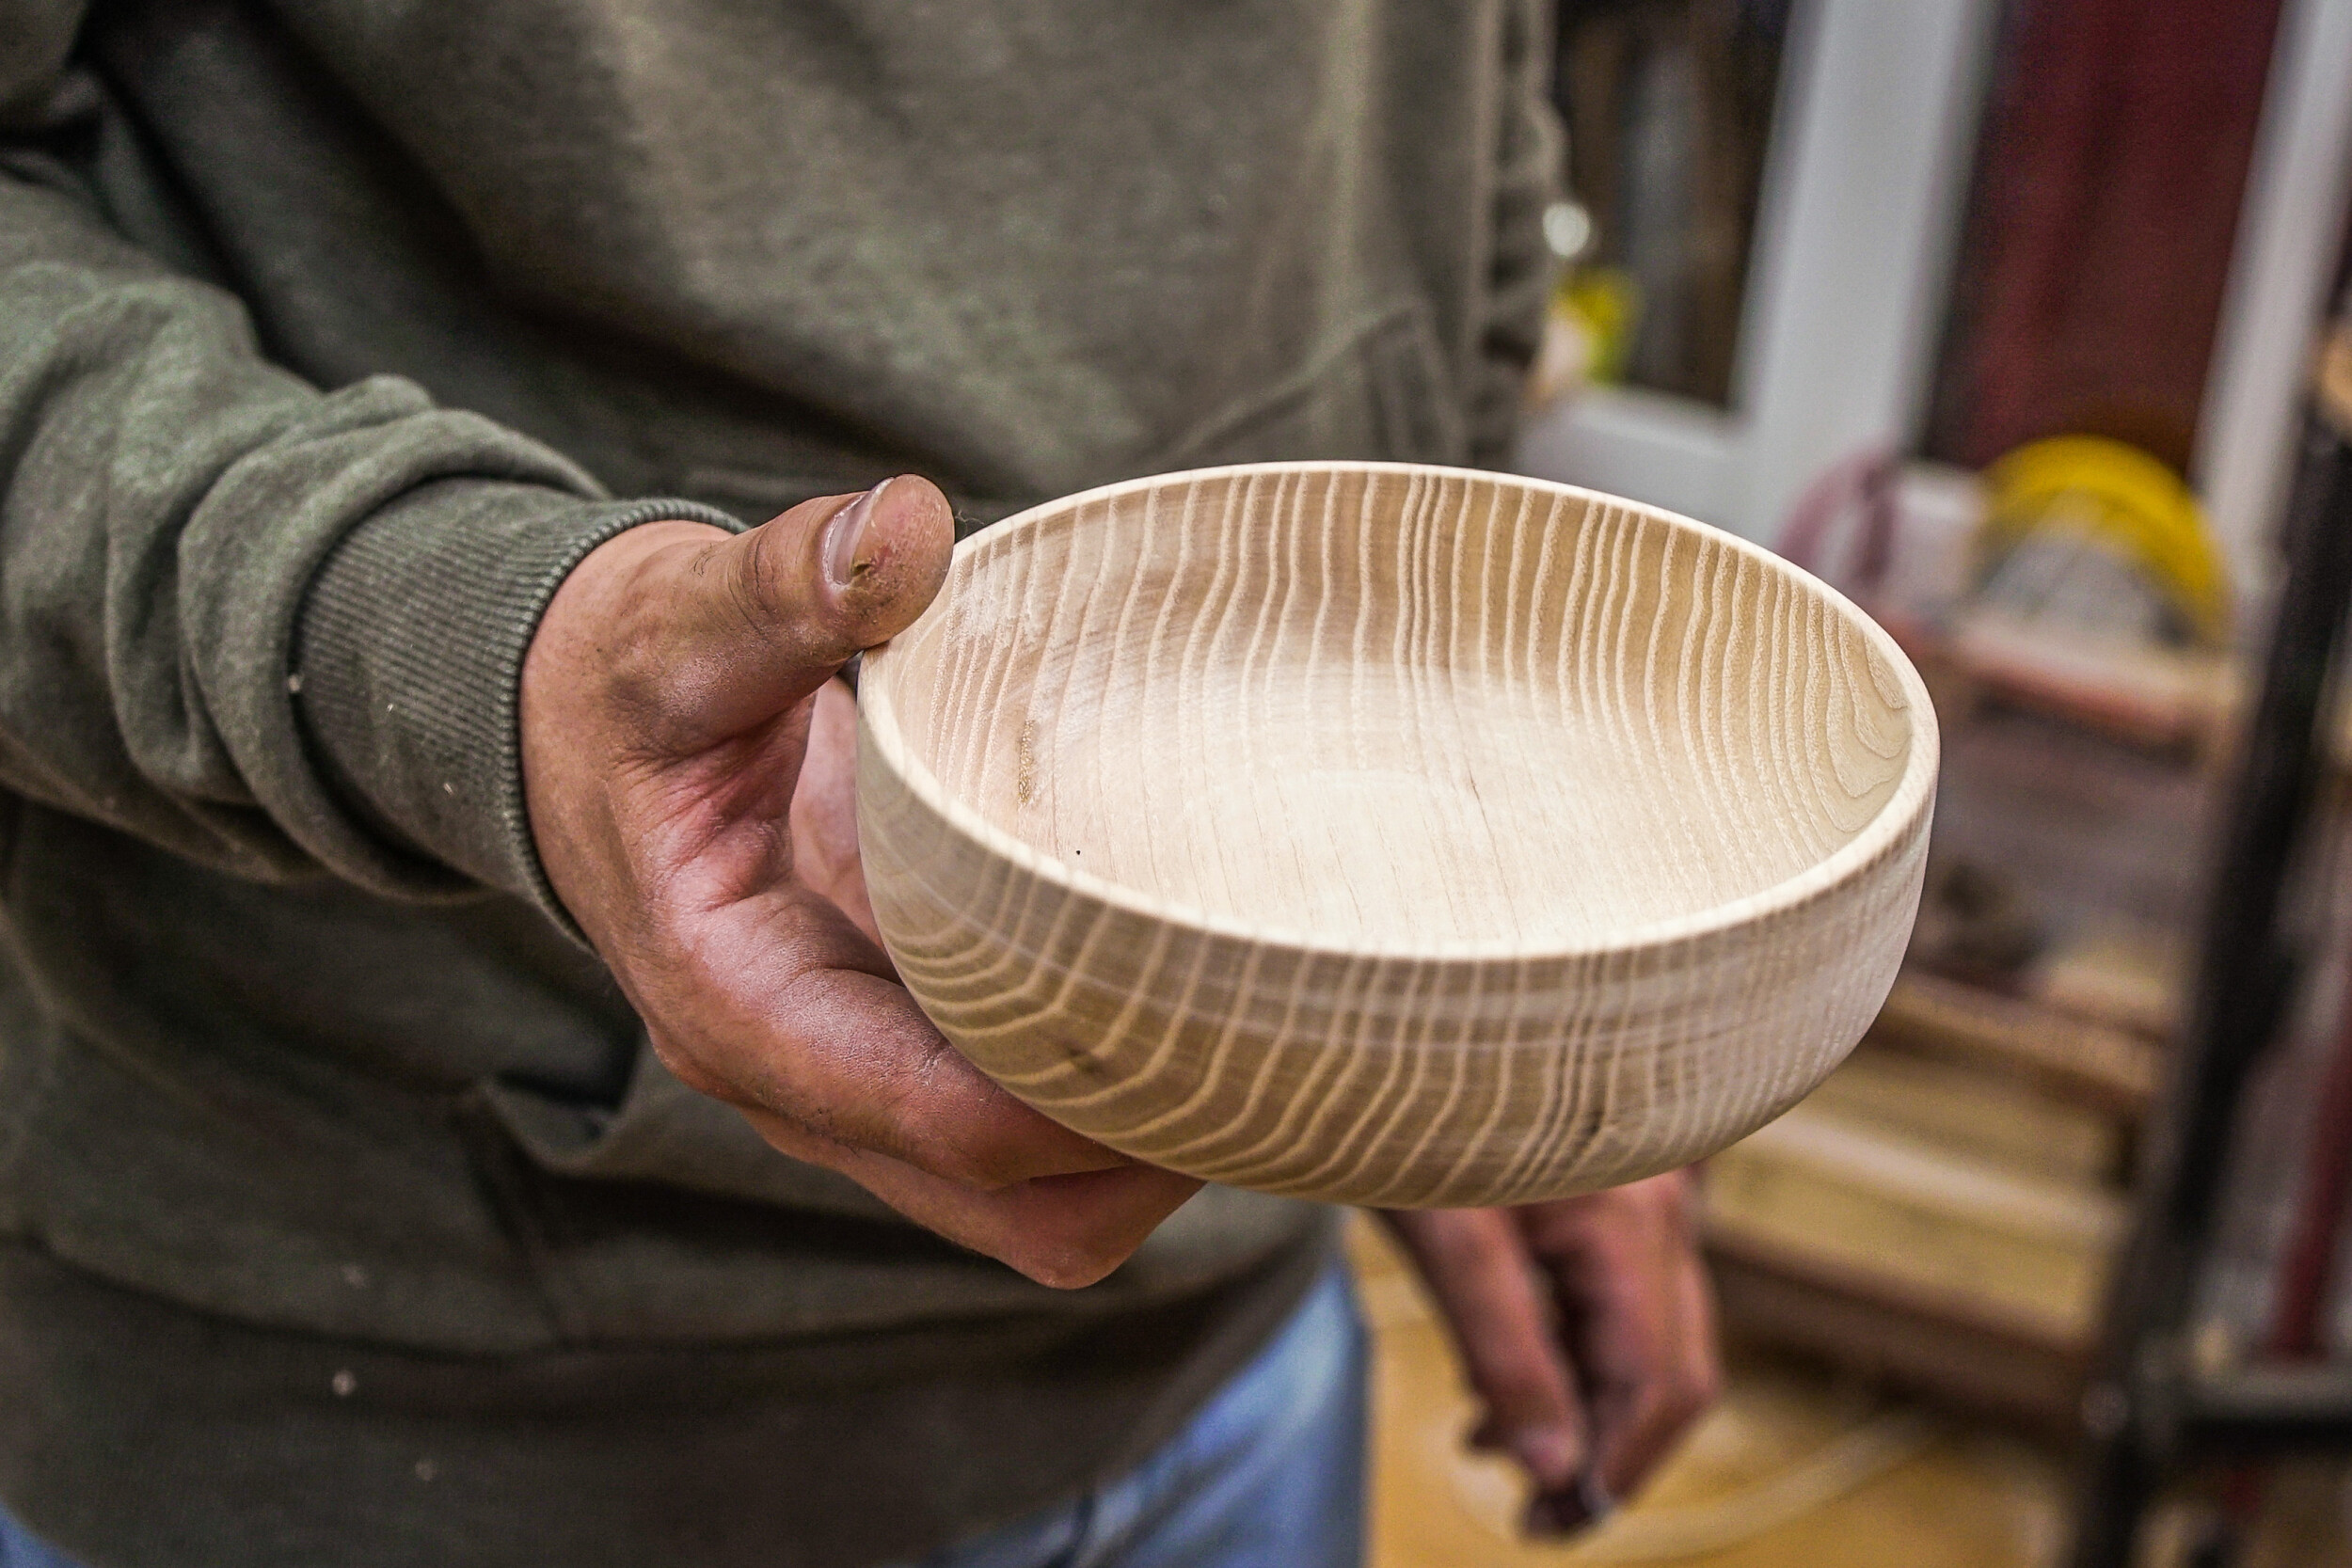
top-left (858, 706), bottom-right (1931, 1208)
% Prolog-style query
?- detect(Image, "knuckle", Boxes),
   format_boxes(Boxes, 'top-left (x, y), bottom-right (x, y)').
top-left (647, 1033), bottom-right (730, 1103)
top-left (1003, 1239), bottom-right (1130, 1291)
top-left (930, 1143), bottom-right (1028, 1193)
top-left (889, 1071), bottom-right (1037, 1192)
top-left (1018, 1255), bottom-right (1115, 1291)
top-left (1003, 1210), bottom-right (1147, 1291)
top-left (727, 525), bottom-right (787, 635)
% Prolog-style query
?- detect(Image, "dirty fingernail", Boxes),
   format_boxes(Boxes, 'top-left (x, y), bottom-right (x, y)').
top-left (1523, 1491), bottom-right (1578, 1537)
top-left (1523, 1473), bottom-right (1613, 1539)
top-left (825, 477), bottom-right (894, 589)
top-left (1523, 1491), bottom-right (1590, 1538)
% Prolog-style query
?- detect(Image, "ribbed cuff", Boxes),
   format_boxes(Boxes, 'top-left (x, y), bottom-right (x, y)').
top-left (295, 481), bottom-right (745, 933)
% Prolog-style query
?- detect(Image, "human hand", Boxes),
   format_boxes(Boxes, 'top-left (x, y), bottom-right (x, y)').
top-left (1380, 1170), bottom-right (1720, 1535)
top-left (520, 478), bottom-right (1203, 1287)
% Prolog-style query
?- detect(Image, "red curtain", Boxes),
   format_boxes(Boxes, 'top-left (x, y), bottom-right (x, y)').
top-left (1925, 0), bottom-right (2284, 474)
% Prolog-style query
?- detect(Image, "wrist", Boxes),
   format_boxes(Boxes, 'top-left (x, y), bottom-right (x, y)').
top-left (296, 484), bottom-right (745, 926)
top-left (519, 517), bottom-right (738, 943)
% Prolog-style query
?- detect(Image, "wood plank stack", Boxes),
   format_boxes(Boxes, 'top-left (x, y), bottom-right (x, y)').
top-left (1704, 964), bottom-right (2165, 1427)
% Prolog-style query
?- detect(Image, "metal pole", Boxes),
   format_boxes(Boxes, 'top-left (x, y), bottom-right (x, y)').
top-left (2066, 385), bottom-right (2352, 1567)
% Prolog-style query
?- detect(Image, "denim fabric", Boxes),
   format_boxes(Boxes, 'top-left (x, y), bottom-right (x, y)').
top-left (0, 1263), bottom-right (1367, 1568)
top-left (900, 1261), bottom-right (1369, 1568)
top-left (0, 1513), bottom-right (73, 1568)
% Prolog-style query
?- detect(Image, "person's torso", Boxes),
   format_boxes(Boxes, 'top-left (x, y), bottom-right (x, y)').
top-left (1, 0), bottom-right (1518, 1353)
top-left (88, 0), bottom-right (1513, 519)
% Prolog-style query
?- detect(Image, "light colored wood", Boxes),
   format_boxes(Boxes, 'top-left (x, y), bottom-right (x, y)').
top-left (857, 463), bottom-right (1937, 1206)
top-left (1705, 1098), bottom-right (2126, 1348)
top-left (1350, 1217), bottom-right (2069, 1568)
top-left (1869, 973), bottom-right (2162, 1117)
top-left (1799, 1047), bottom-right (2122, 1185)
top-left (1706, 1245), bottom-right (2092, 1429)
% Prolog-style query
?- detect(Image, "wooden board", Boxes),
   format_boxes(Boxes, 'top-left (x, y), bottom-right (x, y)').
top-left (859, 463), bottom-right (1938, 1206)
top-left (1871, 972), bottom-right (2162, 1117)
top-left (1706, 1243), bottom-right (2091, 1432)
top-left (1705, 1099), bottom-right (2126, 1347)
top-left (1799, 1045), bottom-right (2123, 1184)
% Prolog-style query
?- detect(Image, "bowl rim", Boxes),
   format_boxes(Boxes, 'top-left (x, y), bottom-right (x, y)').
top-left (859, 460), bottom-right (1940, 964)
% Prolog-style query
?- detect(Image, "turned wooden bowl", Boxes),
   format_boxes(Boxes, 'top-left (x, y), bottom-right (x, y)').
top-left (856, 463), bottom-right (1936, 1207)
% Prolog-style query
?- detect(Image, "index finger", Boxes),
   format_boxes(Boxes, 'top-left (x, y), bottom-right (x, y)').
top-left (1524, 1182), bottom-right (1721, 1501)
top-left (1379, 1210), bottom-right (1590, 1497)
top-left (646, 881), bottom-right (1136, 1189)
top-left (738, 1106), bottom-right (1205, 1288)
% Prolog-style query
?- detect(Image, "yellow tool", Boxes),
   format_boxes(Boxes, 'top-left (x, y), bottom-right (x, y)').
top-left (1977, 436), bottom-right (2230, 648)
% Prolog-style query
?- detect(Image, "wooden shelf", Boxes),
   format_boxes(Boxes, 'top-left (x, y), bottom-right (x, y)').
top-left (1708, 1236), bottom-right (2090, 1432)
top-left (1869, 971), bottom-right (2163, 1117)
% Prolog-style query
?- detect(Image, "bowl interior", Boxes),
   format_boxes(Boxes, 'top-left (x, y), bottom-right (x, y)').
top-left (874, 467), bottom-right (1916, 949)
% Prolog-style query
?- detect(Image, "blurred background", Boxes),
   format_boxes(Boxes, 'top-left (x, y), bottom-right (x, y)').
top-left (1361, 1), bottom-right (2352, 1564)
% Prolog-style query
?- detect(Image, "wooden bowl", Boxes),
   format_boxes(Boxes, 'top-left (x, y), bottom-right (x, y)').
top-left (856, 464), bottom-right (1936, 1207)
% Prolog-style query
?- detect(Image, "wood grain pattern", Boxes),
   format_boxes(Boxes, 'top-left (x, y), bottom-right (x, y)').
top-left (858, 463), bottom-right (1937, 1207)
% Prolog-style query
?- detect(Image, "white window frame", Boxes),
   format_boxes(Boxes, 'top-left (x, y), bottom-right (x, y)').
top-left (2193, 0), bottom-right (2352, 607)
top-left (1517, 0), bottom-right (2352, 616)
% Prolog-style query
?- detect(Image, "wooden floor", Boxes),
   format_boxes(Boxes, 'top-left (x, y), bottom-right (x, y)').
top-left (1356, 1218), bottom-right (2074, 1568)
top-left (1359, 1216), bottom-right (2352, 1568)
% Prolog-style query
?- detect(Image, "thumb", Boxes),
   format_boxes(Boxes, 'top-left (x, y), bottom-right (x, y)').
top-left (663, 475), bottom-right (954, 744)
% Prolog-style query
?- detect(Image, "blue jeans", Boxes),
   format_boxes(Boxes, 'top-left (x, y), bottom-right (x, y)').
top-left (898, 1260), bottom-right (1368, 1568)
top-left (0, 1262), bottom-right (1367, 1568)
top-left (0, 1513), bottom-right (70, 1568)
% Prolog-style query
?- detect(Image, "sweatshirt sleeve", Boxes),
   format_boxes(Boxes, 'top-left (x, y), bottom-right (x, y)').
top-left (1467, 0), bottom-right (1565, 469)
top-left (0, 169), bottom-right (739, 918)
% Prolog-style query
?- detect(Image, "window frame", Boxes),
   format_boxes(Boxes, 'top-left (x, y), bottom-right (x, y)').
top-left (1517, 0), bottom-right (2352, 617)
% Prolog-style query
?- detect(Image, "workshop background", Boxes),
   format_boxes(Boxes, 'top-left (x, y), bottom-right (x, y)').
top-left (1366, 0), bottom-right (2352, 1564)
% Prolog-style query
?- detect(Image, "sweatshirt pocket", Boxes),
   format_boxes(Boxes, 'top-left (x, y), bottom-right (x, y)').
top-left (464, 1047), bottom-right (1072, 1343)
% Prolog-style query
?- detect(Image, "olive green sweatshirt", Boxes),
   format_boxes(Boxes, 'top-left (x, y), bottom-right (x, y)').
top-left (0, 2), bottom-right (1557, 1562)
